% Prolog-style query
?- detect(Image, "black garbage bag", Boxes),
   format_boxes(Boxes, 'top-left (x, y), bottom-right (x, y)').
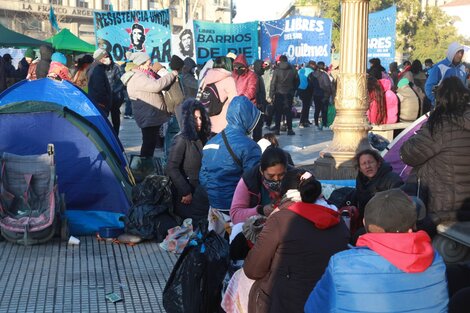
top-left (121, 174), bottom-right (178, 240)
top-left (163, 228), bottom-right (230, 313)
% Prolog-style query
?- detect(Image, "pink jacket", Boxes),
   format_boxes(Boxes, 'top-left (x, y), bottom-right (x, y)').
top-left (367, 78), bottom-right (398, 125)
top-left (202, 68), bottom-right (238, 133)
top-left (232, 54), bottom-right (258, 104)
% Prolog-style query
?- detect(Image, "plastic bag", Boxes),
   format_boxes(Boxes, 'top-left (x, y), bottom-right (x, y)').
top-left (163, 227), bottom-right (230, 313)
top-left (327, 103), bottom-right (336, 127)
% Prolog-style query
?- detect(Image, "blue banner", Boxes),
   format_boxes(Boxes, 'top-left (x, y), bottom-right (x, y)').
top-left (368, 6), bottom-right (396, 67)
top-left (260, 16), bottom-right (332, 65)
top-left (93, 9), bottom-right (171, 63)
top-left (193, 20), bottom-right (259, 65)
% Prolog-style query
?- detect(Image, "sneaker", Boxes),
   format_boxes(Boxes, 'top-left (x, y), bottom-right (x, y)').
top-left (287, 129), bottom-right (296, 136)
top-left (298, 124), bottom-right (305, 129)
top-left (124, 115), bottom-right (133, 119)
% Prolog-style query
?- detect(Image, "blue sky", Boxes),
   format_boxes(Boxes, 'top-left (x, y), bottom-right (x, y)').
top-left (233, 0), bottom-right (295, 23)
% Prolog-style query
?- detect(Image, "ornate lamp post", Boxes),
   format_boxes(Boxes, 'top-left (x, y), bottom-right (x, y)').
top-left (314, 0), bottom-right (371, 179)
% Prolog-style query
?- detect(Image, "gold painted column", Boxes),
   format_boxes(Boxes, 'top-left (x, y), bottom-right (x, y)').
top-left (314, 0), bottom-right (371, 179)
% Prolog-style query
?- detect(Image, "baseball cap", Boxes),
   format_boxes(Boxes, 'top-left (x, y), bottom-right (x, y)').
top-left (364, 189), bottom-right (417, 233)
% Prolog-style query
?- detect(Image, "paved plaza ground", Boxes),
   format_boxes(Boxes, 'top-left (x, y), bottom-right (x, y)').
top-left (0, 111), bottom-right (332, 313)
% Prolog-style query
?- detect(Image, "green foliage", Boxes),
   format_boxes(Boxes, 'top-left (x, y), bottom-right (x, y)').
top-left (295, 0), bottom-right (466, 62)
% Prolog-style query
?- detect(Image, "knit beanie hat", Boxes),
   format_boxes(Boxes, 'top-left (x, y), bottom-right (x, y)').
top-left (93, 48), bottom-right (107, 61)
top-left (24, 48), bottom-right (36, 59)
top-left (51, 52), bottom-right (67, 65)
top-left (169, 55), bottom-right (184, 71)
top-left (129, 52), bottom-right (150, 66)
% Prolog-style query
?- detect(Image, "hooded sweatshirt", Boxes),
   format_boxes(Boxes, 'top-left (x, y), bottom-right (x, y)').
top-left (425, 42), bottom-right (467, 103)
top-left (367, 78), bottom-right (399, 125)
top-left (232, 54), bottom-right (258, 103)
top-left (287, 202), bottom-right (340, 229)
top-left (356, 231), bottom-right (433, 273)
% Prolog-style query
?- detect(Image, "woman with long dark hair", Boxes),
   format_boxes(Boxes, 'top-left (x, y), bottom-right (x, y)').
top-left (166, 99), bottom-right (211, 223)
top-left (367, 76), bottom-right (398, 125)
top-left (401, 76), bottom-right (470, 224)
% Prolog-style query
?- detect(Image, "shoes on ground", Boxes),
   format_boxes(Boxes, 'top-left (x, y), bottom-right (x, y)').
top-left (298, 124), bottom-right (304, 129)
top-left (124, 115), bottom-right (134, 119)
top-left (280, 125), bottom-right (287, 132)
top-left (287, 129), bottom-right (296, 136)
top-left (316, 125), bottom-right (323, 131)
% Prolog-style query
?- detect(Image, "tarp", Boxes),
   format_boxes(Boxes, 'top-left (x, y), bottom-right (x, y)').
top-left (193, 20), bottom-right (259, 65)
top-left (0, 79), bottom-right (126, 167)
top-left (0, 101), bottom-right (133, 235)
top-left (260, 16), bottom-right (333, 64)
top-left (368, 6), bottom-right (397, 67)
top-left (382, 113), bottom-right (430, 180)
top-left (0, 23), bottom-right (48, 48)
top-left (45, 28), bottom-right (95, 53)
top-left (93, 9), bottom-right (171, 63)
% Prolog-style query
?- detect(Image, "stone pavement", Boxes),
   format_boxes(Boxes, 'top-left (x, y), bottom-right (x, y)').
top-left (0, 110), bottom-right (332, 313)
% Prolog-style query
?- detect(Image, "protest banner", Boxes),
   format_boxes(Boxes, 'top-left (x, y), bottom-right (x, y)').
top-left (368, 6), bottom-right (397, 67)
top-left (260, 16), bottom-right (332, 65)
top-left (93, 9), bottom-right (171, 63)
top-left (171, 19), bottom-right (196, 63)
top-left (193, 20), bottom-right (258, 65)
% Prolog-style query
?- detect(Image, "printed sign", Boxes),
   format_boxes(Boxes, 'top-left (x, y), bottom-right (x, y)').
top-left (260, 16), bottom-right (333, 65)
top-left (93, 9), bottom-right (171, 63)
top-left (171, 19), bottom-right (196, 63)
top-left (368, 6), bottom-right (397, 67)
top-left (193, 20), bottom-right (259, 65)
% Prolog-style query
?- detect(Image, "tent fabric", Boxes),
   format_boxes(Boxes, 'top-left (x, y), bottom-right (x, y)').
top-left (0, 101), bottom-right (132, 235)
top-left (45, 28), bottom-right (95, 53)
top-left (382, 114), bottom-right (430, 181)
top-left (0, 23), bottom-right (48, 48)
top-left (0, 79), bottom-right (126, 167)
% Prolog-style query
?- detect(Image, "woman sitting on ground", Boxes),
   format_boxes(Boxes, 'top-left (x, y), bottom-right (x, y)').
top-left (400, 76), bottom-right (470, 225)
top-left (243, 169), bottom-right (350, 313)
top-left (354, 149), bottom-right (403, 221)
top-left (166, 99), bottom-right (211, 224)
top-left (230, 147), bottom-right (288, 225)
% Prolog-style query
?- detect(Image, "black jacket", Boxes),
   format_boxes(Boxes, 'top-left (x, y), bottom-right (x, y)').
top-left (355, 162), bottom-right (403, 217)
top-left (166, 100), bottom-right (211, 197)
top-left (253, 60), bottom-right (267, 109)
top-left (87, 61), bottom-right (112, 114)
top-left (269, 61), bottom-right (299, 99)
top-left (36, 45), bottom-right (53, 79)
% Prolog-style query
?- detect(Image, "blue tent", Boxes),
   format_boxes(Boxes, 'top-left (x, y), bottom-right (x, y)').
top-left (0, 98), bottom-right (133, 235)
top-left (0, 79), bottom-right (126, 167)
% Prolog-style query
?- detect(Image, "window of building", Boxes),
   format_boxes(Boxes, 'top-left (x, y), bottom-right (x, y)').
top-left (77, 0), bottom-right (89, 8)
top-left (50, 0), bottom-right (63, 5)
top-left (149, 1), bottom-right (159, 9)
top-left (103, 0), bottom-right (111, 10)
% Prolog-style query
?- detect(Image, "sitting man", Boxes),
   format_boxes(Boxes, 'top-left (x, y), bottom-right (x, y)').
top-left (305, 188), bottom-right (449, 313)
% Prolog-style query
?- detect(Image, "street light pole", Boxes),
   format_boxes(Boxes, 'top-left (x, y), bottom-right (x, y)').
top-left (313, 0), bottom-right (371, 179)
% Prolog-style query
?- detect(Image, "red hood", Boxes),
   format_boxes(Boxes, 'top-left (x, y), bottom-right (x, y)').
top-left (356, 231), bottom-right (434, 273)
top-left (233, 54), bottom-right (248, 67)
top-left (287, 202), bottom-right (340, 229)
top-left (378, 78), bottom-right (392, 91)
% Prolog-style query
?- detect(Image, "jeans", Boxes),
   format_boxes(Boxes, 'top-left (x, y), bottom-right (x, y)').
top-left (140, 125), bottom-right (160, 157)
top-left (313, 96), bottom-right (329, 127)
top-left (273, 93), bottom-right (294, 131)
top-left (298, 89), bottom-right (313, 124)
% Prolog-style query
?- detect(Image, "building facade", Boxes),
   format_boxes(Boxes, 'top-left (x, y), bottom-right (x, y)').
top-left (0, 0), bottom-right (232, 43)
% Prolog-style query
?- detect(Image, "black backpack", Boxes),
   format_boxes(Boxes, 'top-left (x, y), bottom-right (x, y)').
top-left (200, 83), bottom-right (227, 116)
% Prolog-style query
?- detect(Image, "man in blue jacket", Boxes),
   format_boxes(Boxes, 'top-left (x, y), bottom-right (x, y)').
top-left (199, 96), bottom-right (261, 214)
top-left (425, 42), bottom-right (466, 104)
top-left (305, 189), bottom-right (448, 313)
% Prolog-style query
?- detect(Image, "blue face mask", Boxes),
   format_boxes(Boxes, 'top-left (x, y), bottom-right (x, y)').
top-left (262, 177), bottom-right (281, 192)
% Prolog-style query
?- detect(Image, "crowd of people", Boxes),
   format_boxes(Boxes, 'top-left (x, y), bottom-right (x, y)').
top-left (2, 40), bottom-right (470, 312)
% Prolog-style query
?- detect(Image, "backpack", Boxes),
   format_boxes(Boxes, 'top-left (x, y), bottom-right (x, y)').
top-left (163, 78), bottom-right (185, 114)
top-left (200, 83), bottom-right (227, 116)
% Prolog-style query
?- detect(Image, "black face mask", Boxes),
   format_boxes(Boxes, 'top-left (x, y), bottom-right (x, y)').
top-left (236, 68), bottom-right (246, 75)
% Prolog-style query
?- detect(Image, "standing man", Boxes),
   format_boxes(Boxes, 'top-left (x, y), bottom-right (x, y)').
top-left (297, 60), bottom-right (316, 128)
top-left (425, 42), bottom-right (466, 104)
top-left (310, 61), bottom-right (333, 130)
top-left (305, 189), bottom-right (449, 313)
top-left (88, 48), bottom-right (112, 117)
top-left (269, 55), bottom-right (299, 136)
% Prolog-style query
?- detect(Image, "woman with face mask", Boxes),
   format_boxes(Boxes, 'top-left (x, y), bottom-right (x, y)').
top-left (230, 147), bottom-right (288, 225)
top-left (232, 54), bottom-right (258, 105)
